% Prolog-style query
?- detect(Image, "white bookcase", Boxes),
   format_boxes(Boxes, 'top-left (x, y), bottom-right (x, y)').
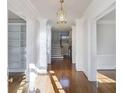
top-left (8, 23), bottom-right (26, 72)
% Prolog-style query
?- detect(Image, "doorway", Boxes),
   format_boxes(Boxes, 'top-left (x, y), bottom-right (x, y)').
top-left (60, 31), bottom-right (72, 59)
top-left (96, 9), bottom-right (116, 93)
top-left (51, 29), bottom-right (72, 61)
top-left (8, 10), bottom-right (27, 93)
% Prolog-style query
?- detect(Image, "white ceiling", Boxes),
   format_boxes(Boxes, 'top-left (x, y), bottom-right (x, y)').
top-left (30, 0), bottom-right (93, 26)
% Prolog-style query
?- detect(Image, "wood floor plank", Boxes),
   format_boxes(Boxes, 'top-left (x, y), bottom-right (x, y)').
top-left (8, 58), bottom-right (116, 93)
top-left (48, 58), bottom-right (97, 93)
top-left (48, 58), bottom-right (116, 93)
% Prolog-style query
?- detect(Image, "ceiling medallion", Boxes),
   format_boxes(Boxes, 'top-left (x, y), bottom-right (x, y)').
top-left (57, 0), bottom-right (67, 24)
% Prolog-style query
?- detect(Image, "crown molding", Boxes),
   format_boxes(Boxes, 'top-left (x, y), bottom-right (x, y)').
top-left (8, 0), bottom-right (42, 21)
top-left (97, 20), bottom-right (116, 24)
top-left (25, 0), bottom-right (41, 18)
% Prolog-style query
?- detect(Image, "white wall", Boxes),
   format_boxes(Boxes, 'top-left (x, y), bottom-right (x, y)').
top-left (0, 0), bottom-right (7, 92)
top-left (75, 19), bottom-right (89, 76)
top-left (8, 1), bottom-right (48, 88)
top-left (97, 21), bottom-right (116, 69)
top-left (97, 55), bottom-right (116, 69)
top-left (8, 23), bottom-right (26, 72)
top-left (75, 0), bottom-right (115, 81)
top-left (97, 22), bottom-right (116, 55)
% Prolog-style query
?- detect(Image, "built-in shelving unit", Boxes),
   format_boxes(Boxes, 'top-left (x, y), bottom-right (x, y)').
top-left (8, 23), bottom-right (26, 72)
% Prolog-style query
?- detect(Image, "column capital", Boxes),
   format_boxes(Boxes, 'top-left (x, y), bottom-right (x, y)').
top-left (37, 18), bottom-right (48, 24)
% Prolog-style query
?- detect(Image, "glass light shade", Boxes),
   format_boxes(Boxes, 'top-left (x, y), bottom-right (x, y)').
top-left (57, 9), bottom-right (67, 24)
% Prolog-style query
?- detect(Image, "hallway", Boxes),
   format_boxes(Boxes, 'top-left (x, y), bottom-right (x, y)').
top-left (48, 58), bottom-right (97, 93)
top-left (6, 0), bottom-right (116, 93)
top-left (8, 58), bottom-right (116, 93)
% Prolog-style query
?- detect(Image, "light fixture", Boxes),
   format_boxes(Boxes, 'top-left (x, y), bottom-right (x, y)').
top-left (57, 0), bottom-right (67, 24)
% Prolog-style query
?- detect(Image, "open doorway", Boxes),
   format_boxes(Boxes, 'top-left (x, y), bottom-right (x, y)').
top-left (8, 10), bottom-right (27, 93)
top-left (96, 9), bottom-right (116, 93)
top-left (60, 31), bottom-right (72, 59)
top-left (51, 28), bottom-right (72, 61)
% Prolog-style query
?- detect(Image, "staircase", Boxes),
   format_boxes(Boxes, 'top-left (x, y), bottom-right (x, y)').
top-left (51, 43), bottom-right (63, 59)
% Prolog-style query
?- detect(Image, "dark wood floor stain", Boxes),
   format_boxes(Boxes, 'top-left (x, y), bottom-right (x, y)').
top-left (48, 58), bottom-right (97, 93)
top-left (8, 58), bottom-right (116, 93)
top-left (48, 58), bottom-right (116, 93)
top-left (8, 73), bottom-right (27, 93)
top-left (97, 70), bottom-right (116, 93)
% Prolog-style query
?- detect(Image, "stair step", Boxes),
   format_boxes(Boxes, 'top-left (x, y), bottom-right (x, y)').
top-left (51, 43), bottom-right (63, 59)
top-left (51, 56), bottom-right (63, 58)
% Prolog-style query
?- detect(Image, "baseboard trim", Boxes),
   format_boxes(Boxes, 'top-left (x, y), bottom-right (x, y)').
top-left (97, 69), bottom-right (116, 71)
top-left (8, 69), bottom-right (25, 72)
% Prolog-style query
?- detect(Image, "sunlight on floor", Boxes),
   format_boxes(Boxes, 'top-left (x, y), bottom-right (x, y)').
top-left (97, 73), bottom-right (116, 83)
top-left (17, 78), bottom-right (27, 93)
top-left (59, 89), bottom-right (66, 93)
top-left (55, 81), bottom-right (63, 89)
top-left (49, 71), bottom-right (66, 93)
top-left (16, 70), bottom-right (66, 93)
top-left (49, 71), bottom-right (55, 74)
top-left (52, 75), bottom-right (59, 82)
top-left (8, 78), bottom-right (13, 83)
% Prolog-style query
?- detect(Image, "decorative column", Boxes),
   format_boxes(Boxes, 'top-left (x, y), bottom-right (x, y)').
top-left (87, 19), bottom-right (97, 81)
top-left (26, 18), bottom-right (36, 83)
top-left (75, 19), bottom-right (84, 71)
top-left (36, 19), bottom-right (48, 73)
top-left (47, 25), bottom-right (52, 64)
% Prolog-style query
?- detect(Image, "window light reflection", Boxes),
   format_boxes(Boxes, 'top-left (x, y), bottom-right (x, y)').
top-left (17, 78), bottom-right (27, 93)
top-left (52, 75), bottom-right (59, 82)
top-left (97, 73), bottom-right (116, 83)
top-left (59, 89), bottom-right (66, 93)
top-left (51, 73), bottom-right (66, 93)
top-left (49, 70), bottom-right (55, 74)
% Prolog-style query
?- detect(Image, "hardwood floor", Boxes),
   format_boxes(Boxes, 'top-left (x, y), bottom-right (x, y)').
top-left (8, 73), bottom-right (28, 93)
top-left (48, 58), bottom-right (97, 93)
top-left (8, 58), bottom-right (116, 93)
top-left (48, 58), bottom-right (116, 93)
top-left (97, 70), bottom-right (116, 93)
top-left (97, 70), bottom-right (116, 80)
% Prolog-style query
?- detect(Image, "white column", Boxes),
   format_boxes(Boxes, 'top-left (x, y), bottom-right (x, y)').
top-left (75, 19), bottom-right (89, 77)
top-left (75, 19), bottom-right (84, 71)
top-left (37, 19), bottom-right (48, 72)
top-left (26, 19), bottom-right (39, 92)
top-left (26, 19), bottom-right (36, 81)
top-left (72, 26), bottom-right (76, 64)
top-left (88, 20), bottom-right (97, 81)
top-left (47, 25), bottom-right (52, 64)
